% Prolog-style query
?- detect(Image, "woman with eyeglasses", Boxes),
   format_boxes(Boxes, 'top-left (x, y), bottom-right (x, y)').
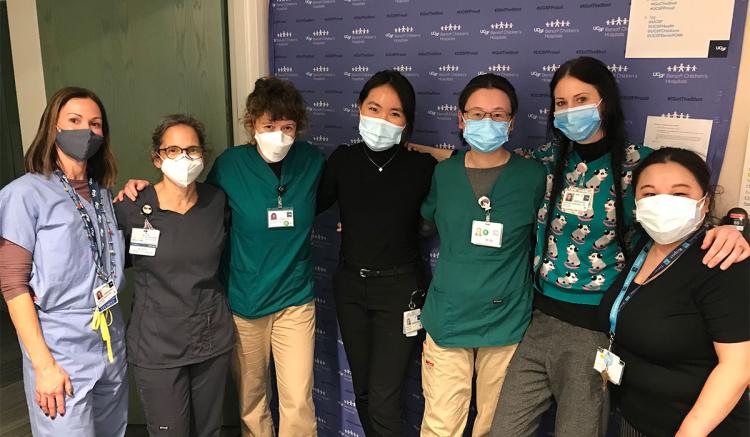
top-left (114, 114), bottom-right (234, 437)
top-left (489, 57), bottom-right (749, 437)
top-left (418, 74), bottom-right (546, 437)
top-left (118, 77), bottom-right (324, 436)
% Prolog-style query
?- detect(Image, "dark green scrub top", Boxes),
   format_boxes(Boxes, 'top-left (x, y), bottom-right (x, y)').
top-left (420, 151), bottom-right (546, 348)
top-left (206, 141), bottom-right (324, 319)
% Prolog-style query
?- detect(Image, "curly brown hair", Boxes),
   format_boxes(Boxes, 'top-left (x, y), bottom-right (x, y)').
top-left (243, 76), bottom-right (308, 140)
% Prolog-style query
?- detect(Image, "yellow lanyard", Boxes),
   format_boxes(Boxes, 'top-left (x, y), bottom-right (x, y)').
top-left (91, 309), bottom-right (114, 363)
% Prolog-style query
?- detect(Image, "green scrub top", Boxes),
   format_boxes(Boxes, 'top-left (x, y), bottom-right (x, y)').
top-left (421, 151), bottom-right (546, 348)
top-left (206, 141), bottom-right (324, 319)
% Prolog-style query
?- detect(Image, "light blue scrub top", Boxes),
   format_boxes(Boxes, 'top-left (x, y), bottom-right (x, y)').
top-left (0, 173), bottom-right (126, 357)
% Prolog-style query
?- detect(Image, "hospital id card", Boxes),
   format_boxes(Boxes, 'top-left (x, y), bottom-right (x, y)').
top-left (471, 221), bottom-right (503, 248)
top-left (94, 281), bottom-right (119, 312)
top-left (267, 208), bottom-right (295, 228)
top-left (594, 347), bottom-right (625, 385)
top-left (129, 228), bottom-right (160, 256)
top-left (403, 309), bottom-right (422, 337)
top-left (560, 187), bottom-right (595, 215)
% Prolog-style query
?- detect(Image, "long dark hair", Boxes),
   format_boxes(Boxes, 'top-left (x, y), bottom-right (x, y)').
top-left (633, 147), bottom-right (716, 220)
top-left (24, 87), bottom-right (117, 187)
top-left (358, 69), bottom-right (416, 145)
top-left (541, 56), bottom-right (630, 260)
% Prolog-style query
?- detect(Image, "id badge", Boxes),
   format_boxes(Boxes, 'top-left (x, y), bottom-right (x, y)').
top-left (560, 187), bottom-right (595, 215)
top-left (129, 228), bottom-right (160, 256)
top-left (471, 220), bottom-right (503, 248)
top-left (593, 347), bottom-right (625, 385)
top-left (94, 281), bottom-right (119, 312)
top-left (403, 309), bottom-right (422, 337)
top-left (268, 208), bottom-right (295, 228)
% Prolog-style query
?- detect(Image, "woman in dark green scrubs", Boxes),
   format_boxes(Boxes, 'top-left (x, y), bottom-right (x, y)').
top-left (419, 74), bottom-right (546, 437)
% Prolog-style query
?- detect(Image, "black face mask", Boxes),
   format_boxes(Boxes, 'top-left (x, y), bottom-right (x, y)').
top-left (55, 128), bottom-right (105, 161)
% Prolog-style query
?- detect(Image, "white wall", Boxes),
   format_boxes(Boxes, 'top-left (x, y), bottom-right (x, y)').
top-left (6, 0), bottom-right (45, 152)
top-left (716, 7), bottom-right (750, 216)
top-left (227, 0), bottom-right (269, 146)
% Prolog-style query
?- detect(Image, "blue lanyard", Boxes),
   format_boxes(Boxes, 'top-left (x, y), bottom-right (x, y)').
top-left (55, 170), bottom-right (116, 282)
top-left (608, 229), bottom-right (704, 338)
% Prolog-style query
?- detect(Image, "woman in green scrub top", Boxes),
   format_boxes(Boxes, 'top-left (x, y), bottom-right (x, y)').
top-left (118, 77), bottom-right (324, 437)
top-left (418, 74), bottom-right (546, 437)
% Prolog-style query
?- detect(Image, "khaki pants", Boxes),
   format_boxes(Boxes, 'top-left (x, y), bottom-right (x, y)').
top-left (421, 334), bottom-right (517, 437)
top-left (231, 301), bottom-right (317, 437)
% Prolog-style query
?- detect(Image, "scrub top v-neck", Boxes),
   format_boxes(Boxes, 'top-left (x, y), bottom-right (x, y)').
top-left (206, 141), bottom-right (325, 319)
top-left (420, 151), bottom-right (546, 348)
top-left (115, 183), bottom-right (234, 368)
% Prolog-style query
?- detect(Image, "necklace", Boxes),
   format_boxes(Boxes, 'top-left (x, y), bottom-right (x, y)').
top-left (362, 146), bottom-right (400, 172)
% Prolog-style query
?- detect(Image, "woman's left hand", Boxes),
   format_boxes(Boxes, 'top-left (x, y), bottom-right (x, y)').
top-left (701, 225), bottom-right (750, 270)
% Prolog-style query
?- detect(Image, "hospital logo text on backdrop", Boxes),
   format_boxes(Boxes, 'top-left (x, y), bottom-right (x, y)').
top-left (480, 22), bottom-right (522, 40)
top-left (344, 27), bottom-right (376, 44)
top-left (431, 23), bottom-right (470, 41)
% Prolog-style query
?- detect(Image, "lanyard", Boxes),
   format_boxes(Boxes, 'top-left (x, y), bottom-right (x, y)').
top-left (55, 170), bottom-right (116, 282)
top-left (608, 229), bottom-right (704, 338)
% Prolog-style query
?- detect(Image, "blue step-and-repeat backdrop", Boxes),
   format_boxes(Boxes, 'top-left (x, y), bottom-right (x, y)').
top-left (268, 1), bottom-right (748, 436)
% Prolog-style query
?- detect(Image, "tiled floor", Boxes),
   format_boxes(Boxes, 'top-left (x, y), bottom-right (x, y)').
top-left (0, 310), bottom-right (240, 437)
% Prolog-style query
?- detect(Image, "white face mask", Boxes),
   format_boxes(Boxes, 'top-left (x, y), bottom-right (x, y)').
top-left (160, 155), bottom-right (204, 188)
top-left (636, 194), bottom-right (707, 244)
top-left (358, 115), bottom-right (404, 152)
top-left (255, 131), bottom-right (294, 163)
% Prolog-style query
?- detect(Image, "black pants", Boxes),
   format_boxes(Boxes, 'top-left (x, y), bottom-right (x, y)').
top-left (132, 352), bottom-right (231, 437)
top-left (333, 266), bottom-right (421, 437)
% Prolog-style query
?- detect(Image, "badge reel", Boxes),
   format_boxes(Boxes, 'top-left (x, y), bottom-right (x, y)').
top-left (268, 185), bottom-right (295, 229)
top-left (471, 196), bottom-right (503, 248)
top-left (560, 162), bottom-right (594, 216)
top-left (594, 336), bottom-right (625, 386)
top-left (403, 290), bottom-right (424, 337)
top-left (129, 204), bottom-right (160, 256)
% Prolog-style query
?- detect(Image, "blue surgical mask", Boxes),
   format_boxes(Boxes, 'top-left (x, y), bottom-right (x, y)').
top-left (462, 118), bottom-right (510, 153)
top-left (553, 100), bottom-right (602, 142)
top-left (359, 115), bottom-right (404, 152)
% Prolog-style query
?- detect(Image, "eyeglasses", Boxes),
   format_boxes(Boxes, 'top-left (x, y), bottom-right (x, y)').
top-left (157, 145), bottom-right (204, 160)
top-left (463, 109), bottom-right (512, 122)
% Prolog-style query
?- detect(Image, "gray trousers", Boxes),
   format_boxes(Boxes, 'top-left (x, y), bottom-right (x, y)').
top-left (133, 352), bottom-right (231, 437)
top-left (490, 309), bottom-right (610, 437)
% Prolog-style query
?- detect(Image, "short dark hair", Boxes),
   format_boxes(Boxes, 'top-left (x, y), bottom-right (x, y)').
top-left (151, 114), bottom-right (207, 152)
top-left (458, 74), bottom-right (519, 116)
top-left (243, 76), bottom-right (308, 138)
top-left (633, 147), bottom-right (716, 219)
top-left (358, 70), bottom-right (416, 144)
top-left (24, 86), bottom-right (118, 187)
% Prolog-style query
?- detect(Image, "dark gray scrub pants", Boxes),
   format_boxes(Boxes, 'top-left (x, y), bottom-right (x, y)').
top-left (132, 352), bottom-right (231, 437)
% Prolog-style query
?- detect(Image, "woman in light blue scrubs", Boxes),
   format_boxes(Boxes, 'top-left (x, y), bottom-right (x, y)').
top-left (0, 87), bottom-right (127, 437)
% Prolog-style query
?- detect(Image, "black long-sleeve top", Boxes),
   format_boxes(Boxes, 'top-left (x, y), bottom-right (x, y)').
top-left (316, 142), bottom-right (436, 268)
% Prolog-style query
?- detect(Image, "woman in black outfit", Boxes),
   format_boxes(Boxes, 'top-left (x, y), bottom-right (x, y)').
top-left (115, 115), bottom-right (234, 437)
top-left (316, 70), bottom-right (437, 436)
top-left (598, 147), bottom-right (749, 437)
